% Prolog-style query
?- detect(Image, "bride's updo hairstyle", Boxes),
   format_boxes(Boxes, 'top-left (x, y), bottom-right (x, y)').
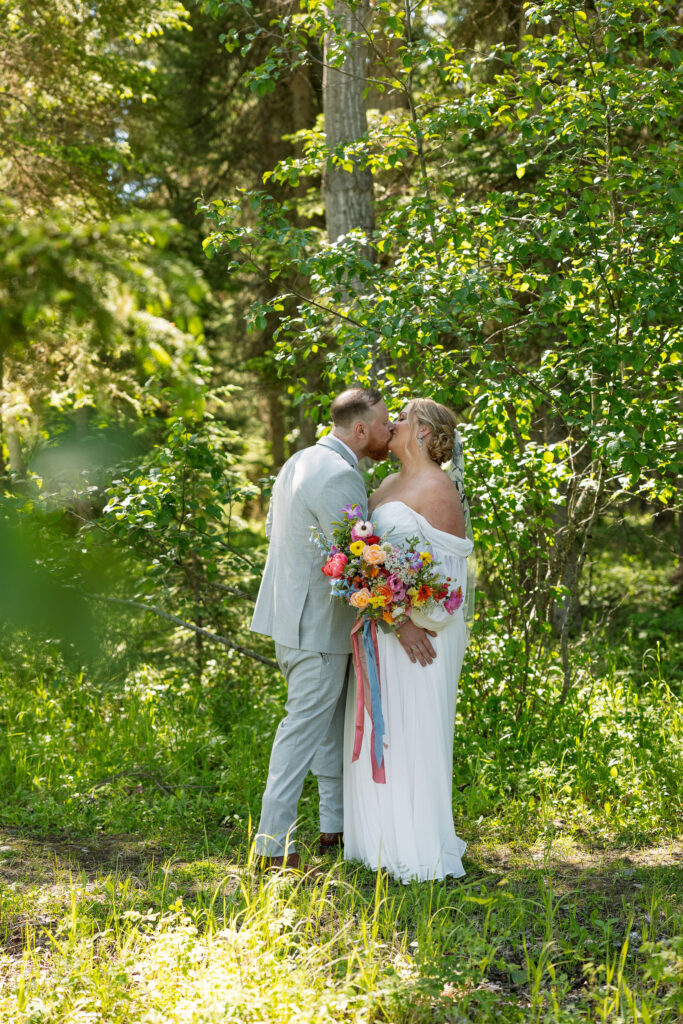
top-left (407, 398), bottom-right (457, 465)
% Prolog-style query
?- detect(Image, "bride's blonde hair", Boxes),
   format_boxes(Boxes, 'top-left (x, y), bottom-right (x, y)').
top-left (406, 398), bottom-right (457, 465)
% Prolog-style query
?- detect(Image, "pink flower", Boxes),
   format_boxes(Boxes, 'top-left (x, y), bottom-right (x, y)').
top-left (444, 586), bottom-right (464, 614)
top-left (386, 574), bottom-right (406, 601)
top-left (322, 553), bottom-right (349, 578)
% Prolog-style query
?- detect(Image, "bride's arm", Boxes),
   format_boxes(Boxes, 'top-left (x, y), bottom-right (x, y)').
top-left (415, 475), bottom-right (465, 538)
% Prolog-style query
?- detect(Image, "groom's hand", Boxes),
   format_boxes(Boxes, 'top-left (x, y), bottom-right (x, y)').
top-left (395, 620), bottom-right (437, 666)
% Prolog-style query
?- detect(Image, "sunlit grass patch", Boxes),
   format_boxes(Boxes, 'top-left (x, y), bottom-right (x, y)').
top-left (0, 848), bottom-right (681, 1024)
top-left (1, 863), bottom-right (419, 1024)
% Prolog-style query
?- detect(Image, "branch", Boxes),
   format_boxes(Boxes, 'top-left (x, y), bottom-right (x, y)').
top-left (88, 766), bottom-right (220, 795)
top-left (84, 591), bottom-right (278, 669)
top-left (208, 581), bottom-right (256, 602)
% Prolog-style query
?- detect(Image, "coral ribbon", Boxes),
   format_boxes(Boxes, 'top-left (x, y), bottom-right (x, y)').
top-left (350, 617), bottom-right (386, 784)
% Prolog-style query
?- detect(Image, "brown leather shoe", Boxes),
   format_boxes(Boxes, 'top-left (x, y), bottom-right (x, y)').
top-left (319, 832), bottom-right (344, 855)
top-left (258, 852), bottom-right (301, 872)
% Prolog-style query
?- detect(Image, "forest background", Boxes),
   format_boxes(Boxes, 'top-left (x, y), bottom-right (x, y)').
top-left (0, 1), bottom-right (681, 1022)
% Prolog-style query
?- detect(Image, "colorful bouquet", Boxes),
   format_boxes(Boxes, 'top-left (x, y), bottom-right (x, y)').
top-left (313, 503), bottom-right (464, 785)
top-left (315, 502), bottom-right (463, 627)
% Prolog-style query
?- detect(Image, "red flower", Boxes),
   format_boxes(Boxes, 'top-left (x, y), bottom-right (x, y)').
top-left (322, 553), bottom-right (348, 578)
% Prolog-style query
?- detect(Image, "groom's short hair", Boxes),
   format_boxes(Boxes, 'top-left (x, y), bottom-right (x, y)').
top-left (331, 387), bottom-right (383, 428)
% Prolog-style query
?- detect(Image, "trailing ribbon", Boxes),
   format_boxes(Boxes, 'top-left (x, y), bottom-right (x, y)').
top-left (350, 616), bottom-right (386, 784)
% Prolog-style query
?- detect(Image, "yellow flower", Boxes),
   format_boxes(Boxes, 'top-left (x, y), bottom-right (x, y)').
top-left (349, 588), bottom-right (371, 609)
top-left (406, 587), bottom-right (418, 598)
top-left (420, 551), bottom-right (432, 564)
top-left (349, 540), bottom-right (365, 556)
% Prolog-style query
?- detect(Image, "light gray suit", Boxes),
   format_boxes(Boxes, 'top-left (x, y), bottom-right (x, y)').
top-left (251, 435), bottom-right (367, 855)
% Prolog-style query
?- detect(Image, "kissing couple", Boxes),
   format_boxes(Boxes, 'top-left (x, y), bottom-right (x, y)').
top-left (250, 388), bottom-right (474, 883)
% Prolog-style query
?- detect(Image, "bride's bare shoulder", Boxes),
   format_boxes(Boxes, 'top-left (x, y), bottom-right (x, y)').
top-left (368, 472), bottom-right (400, 513)
top-left (416, 472), bottom-right (465, 537)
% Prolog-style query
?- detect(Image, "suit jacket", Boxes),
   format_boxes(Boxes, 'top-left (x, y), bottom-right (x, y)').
top-left (250, 435), bottom-right (368, 653)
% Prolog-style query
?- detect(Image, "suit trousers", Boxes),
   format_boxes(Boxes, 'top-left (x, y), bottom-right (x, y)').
top-left (255, 643), bottom-right (350, 856)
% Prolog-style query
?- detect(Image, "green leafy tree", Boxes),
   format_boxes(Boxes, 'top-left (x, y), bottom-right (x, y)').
top-left (0, 0), bottom-right (206, 477)
top-left (202, 0), bottom-right (683, 697)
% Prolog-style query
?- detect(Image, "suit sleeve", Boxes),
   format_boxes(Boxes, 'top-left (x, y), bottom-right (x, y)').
top-left (309, 466), bottom-right (367, 546)
top-left (265, 469), bottom-right (282, 540)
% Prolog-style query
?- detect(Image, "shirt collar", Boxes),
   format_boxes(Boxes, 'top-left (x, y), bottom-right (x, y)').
top-left (330, 434), bottom-right (359, 466)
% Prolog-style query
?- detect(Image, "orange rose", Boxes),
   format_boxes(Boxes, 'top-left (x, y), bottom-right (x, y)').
top-left (361, 544), bottom-right (386, 565)
top-left (349, 588), bottom-right (371, 609)
top-left (374, 584), bottom-right (393, 604)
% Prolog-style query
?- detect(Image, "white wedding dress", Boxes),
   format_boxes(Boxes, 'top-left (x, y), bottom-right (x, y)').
top-left (343, 501), bottom-right (474, 884)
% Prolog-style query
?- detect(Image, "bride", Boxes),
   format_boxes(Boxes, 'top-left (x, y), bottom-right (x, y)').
top-left (343, 398), bottom-right (474, 883)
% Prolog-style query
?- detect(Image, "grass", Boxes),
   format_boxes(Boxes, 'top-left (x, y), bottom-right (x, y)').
top-left (0, 836), bottom-right (681, 1022)
top-left (0, 514), bottom-right (681, 1022)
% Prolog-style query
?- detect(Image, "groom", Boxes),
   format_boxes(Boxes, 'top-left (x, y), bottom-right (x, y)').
top-left (250, 387), bottom-right (436, 869)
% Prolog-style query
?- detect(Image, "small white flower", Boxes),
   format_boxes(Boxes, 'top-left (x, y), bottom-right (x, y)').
top-left (354, 520), bottom-right (374, 538)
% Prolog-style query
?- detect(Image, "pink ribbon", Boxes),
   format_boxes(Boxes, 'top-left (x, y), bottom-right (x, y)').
top-left (350, 618), bottom-right (386, 784)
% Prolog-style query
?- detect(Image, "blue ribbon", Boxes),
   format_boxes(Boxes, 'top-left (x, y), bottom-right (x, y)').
top-left (362, 617), bottom-right (385, 770)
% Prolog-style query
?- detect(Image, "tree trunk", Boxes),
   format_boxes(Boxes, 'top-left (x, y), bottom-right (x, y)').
top-left (4, 417), bottom-right (26, 481)
top-left (502, 0), bottom-right (525, 51)
top-left (262, 387), bottom-right (286, 471)
top-left (0, 354), bottom-right (6, 479)
top-left (0, 356), bottom-right (25, 482)
top-left (323, 0), bottom-right (375, 259)
top-left (290, 62), bottom-right (323, 450)
top-left (71, 405), bottom-right (95, 522)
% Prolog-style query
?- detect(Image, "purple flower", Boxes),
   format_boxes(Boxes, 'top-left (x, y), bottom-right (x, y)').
top-left (409, 552), bottom-right (423, 571)
top-left (341, 503), bottom-right (362, 519)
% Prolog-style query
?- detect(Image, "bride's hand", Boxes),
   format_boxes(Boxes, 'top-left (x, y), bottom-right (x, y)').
top-left (394, 619), bottom-right (437, 666)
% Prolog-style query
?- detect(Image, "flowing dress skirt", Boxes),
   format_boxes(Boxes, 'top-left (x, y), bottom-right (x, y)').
top-left (343, 610), bottom-right (468, 883)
